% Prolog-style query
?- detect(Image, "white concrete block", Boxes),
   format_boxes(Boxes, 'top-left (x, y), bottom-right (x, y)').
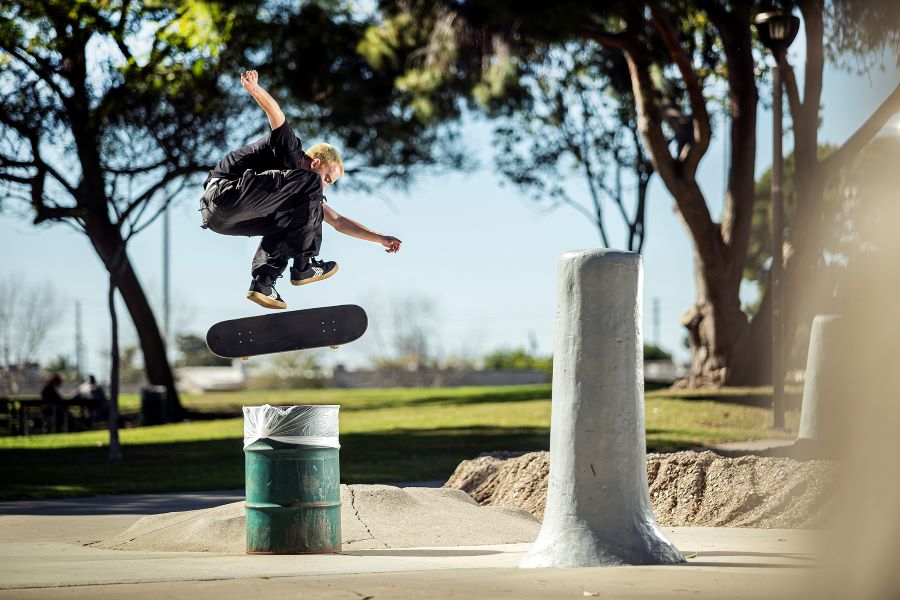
top-left (798, 314), bottom-right (846, 442)
top-left (520, 249), bottom-right (684, 568)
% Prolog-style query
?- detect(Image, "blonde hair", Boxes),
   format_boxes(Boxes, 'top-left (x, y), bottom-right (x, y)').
top-left (306, 143), bottom-right (344, 177)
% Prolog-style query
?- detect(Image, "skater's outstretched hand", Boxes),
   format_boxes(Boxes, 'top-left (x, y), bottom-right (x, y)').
top-left (381, 236), bottom-right (402, 253)
top-left (240, 69), bottom-right (285, 129)
top-left (241, 69), bottom-right (260, 94)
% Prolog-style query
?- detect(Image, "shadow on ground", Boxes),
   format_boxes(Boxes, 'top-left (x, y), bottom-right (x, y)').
top-left (1, 419), bottom-right (754, 502)
top-left (0, 426), bottom-right (549, 502)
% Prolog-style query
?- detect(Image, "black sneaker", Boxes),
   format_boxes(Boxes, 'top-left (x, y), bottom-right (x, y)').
top-left (246, 275), bottom-right (287, 309)
top-left (291, 258), bottom-right (339, 286)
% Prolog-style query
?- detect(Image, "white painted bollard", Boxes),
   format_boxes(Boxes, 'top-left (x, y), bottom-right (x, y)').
top-left (521, 250), bottom-right (683, 568)
top-left (798, 314), bottom-right (846, 443)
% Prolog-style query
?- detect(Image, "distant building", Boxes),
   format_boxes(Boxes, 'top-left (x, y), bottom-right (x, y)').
top-left (175, 360), bottom-right (248, 393)
top-left (644, 359), bottom-right (686, 385)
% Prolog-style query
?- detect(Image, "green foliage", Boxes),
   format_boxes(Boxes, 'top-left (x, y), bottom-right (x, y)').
top-left (175, 334), bottom-right (229, 367)
top-left (643, 344), bottom-right (672, 360)
top-left (745, 146), bottom-right (838, 287)
top-left (826, 0), bottom-right (900, 72)
top-left (482, 348), bottom-right (552, 376)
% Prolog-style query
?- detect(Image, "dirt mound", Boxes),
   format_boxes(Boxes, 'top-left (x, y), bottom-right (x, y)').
top-left (444, 450), bottom-right (836, 528)
top-left (93, 484), bottom-right (540, 553)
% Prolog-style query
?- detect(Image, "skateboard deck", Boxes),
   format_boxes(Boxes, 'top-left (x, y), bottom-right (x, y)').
top-left (206, 304), bottom-right (367, 358)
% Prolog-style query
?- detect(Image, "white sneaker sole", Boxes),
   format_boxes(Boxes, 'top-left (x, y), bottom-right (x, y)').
top-left (246, 291), bottom-right (287, 309)
top-left (291, 263), bottom-right (339, 286)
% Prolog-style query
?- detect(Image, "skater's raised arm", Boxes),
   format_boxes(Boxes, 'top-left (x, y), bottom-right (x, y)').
top-left (240, 70), bottom-right (285, 130)
top-left (323, 205), bottom-right (402, 253)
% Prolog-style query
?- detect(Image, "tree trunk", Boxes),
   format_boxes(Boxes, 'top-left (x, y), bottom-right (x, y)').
top-left (679, 243), bottom-right (754, 387)
top-left (83, 217), bottom-right (183, 420)
top-left (621, 7), bottom-right (760, 389)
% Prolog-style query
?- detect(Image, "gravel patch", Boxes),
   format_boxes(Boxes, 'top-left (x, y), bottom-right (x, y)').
top-left (444, 450), bottom-right (836, 528)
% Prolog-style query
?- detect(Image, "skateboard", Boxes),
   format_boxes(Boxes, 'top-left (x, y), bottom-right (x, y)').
top-left (206, 304), bottom-right (367, 358)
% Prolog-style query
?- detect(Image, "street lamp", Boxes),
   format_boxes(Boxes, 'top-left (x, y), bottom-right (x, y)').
top-left (754, 11), bottom-right (800, 430)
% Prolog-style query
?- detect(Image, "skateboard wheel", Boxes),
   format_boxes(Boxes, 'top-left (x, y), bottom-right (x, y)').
top-left (241, 356), bottom-right (250, 361)
top-left (330, 345), bottom-right (341, 349)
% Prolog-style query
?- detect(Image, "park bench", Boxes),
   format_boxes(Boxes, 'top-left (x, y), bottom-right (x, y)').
top-left (0, 395), bottom-right (102, 436)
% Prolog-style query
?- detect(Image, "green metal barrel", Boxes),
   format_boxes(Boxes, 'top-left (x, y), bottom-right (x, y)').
top-left (243, 405), bottom-right (341, 554)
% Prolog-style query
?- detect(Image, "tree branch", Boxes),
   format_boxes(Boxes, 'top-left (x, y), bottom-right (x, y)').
top-left (648, 5), bottom-right (712, 175)
top-left (0, 172), bottom-right (33, 185)
top-left (0, 46), bottom-right (67, 101)
top-left (821, 83), bottom-right (900, 175)
top-left (582, 23), bottom-right (629, 49)
top-left (128, 180), bottom-right (188, 240)
top-left (33, 204), bottom-right (86, 224)
top-left (103, 159), bottom-right (169, 176)
top-left (116, 164), bottom-right (205, 224)
top-left (797, 0), bottom-right (824, 119)
top-left (113, 0), bottom-right (134, 62)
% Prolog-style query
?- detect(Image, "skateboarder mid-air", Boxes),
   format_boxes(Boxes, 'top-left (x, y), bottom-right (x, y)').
top-left (201, 70), bottom-right (402, 309)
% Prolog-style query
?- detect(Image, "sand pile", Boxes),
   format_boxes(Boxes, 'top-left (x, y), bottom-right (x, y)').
top-left (445, 450), bottom-right (837, 528)
top-left (94, 484), bottom-right (540, 553)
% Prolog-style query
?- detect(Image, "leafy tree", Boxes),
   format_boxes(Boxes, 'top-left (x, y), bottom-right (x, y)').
top-left (643, 344), bottom-right (673, 361)
top-left (494, 44), bottom-right (654, 250)
top-left (766, 0), bottom-right (900, 370)
top-left (0, 1), bottom-right (243, 417)
top-left (482, 347), bottom-right (552, 373)
top-left (366, 0), bottom-right (900, 386)
top-left (0, 1), bottom-right (475, 420)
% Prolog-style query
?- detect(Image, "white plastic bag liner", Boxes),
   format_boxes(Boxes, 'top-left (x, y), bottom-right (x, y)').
top-left (243, 404), bottom-right (340, 449)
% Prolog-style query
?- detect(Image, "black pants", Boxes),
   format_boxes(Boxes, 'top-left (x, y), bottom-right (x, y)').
top-left (200, 169), bottom-right (324, 279)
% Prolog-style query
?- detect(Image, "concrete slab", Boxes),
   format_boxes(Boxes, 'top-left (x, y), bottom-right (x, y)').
top-left (0, 523), bottom-right (820, 593)
top-left (0, 565), bottom-right (815, 600)
top-left (0, 490), bottom-right (824, 599)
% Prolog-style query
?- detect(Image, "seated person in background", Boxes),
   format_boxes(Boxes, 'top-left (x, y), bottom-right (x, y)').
top-left (40, 374), bottom-right (66, 433)
top-left (74, 375), bottom-right (108, 425)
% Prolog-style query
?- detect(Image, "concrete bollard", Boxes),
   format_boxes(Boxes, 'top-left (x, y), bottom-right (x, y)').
top-left (520, 250), bottom-right (683, 568)
top-left (798, 314), bottom-right (846, 443)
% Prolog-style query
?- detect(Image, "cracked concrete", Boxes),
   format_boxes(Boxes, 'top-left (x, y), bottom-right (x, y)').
top-left (345, 486), bottom-right (387, 548)
top-left (91, 484), bottom-right (541, 553)
top-left (0, 490), bottom-right (826, 598)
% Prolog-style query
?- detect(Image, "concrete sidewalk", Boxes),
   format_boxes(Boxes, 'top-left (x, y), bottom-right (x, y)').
top-left (0, 492), bottom-right (823, 599)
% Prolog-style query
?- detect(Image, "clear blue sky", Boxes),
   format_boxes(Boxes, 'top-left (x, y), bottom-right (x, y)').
top-left (2, 39), bottom-right (898, 377)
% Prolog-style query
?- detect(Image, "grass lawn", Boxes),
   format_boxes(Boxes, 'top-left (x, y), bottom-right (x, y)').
top-left (0, 385), bottom-right (798, 500)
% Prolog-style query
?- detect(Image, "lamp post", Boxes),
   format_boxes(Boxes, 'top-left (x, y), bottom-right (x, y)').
top-left (754, 11), bottom-right (800, 430)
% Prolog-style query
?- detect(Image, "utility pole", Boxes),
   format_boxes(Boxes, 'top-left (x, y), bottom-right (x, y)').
top-left (163, 203), bottom-right (171, 357)
top-left (652, 297), bottom-right (661, 347)
top-left (75, 301), bottom-right (84, 377)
